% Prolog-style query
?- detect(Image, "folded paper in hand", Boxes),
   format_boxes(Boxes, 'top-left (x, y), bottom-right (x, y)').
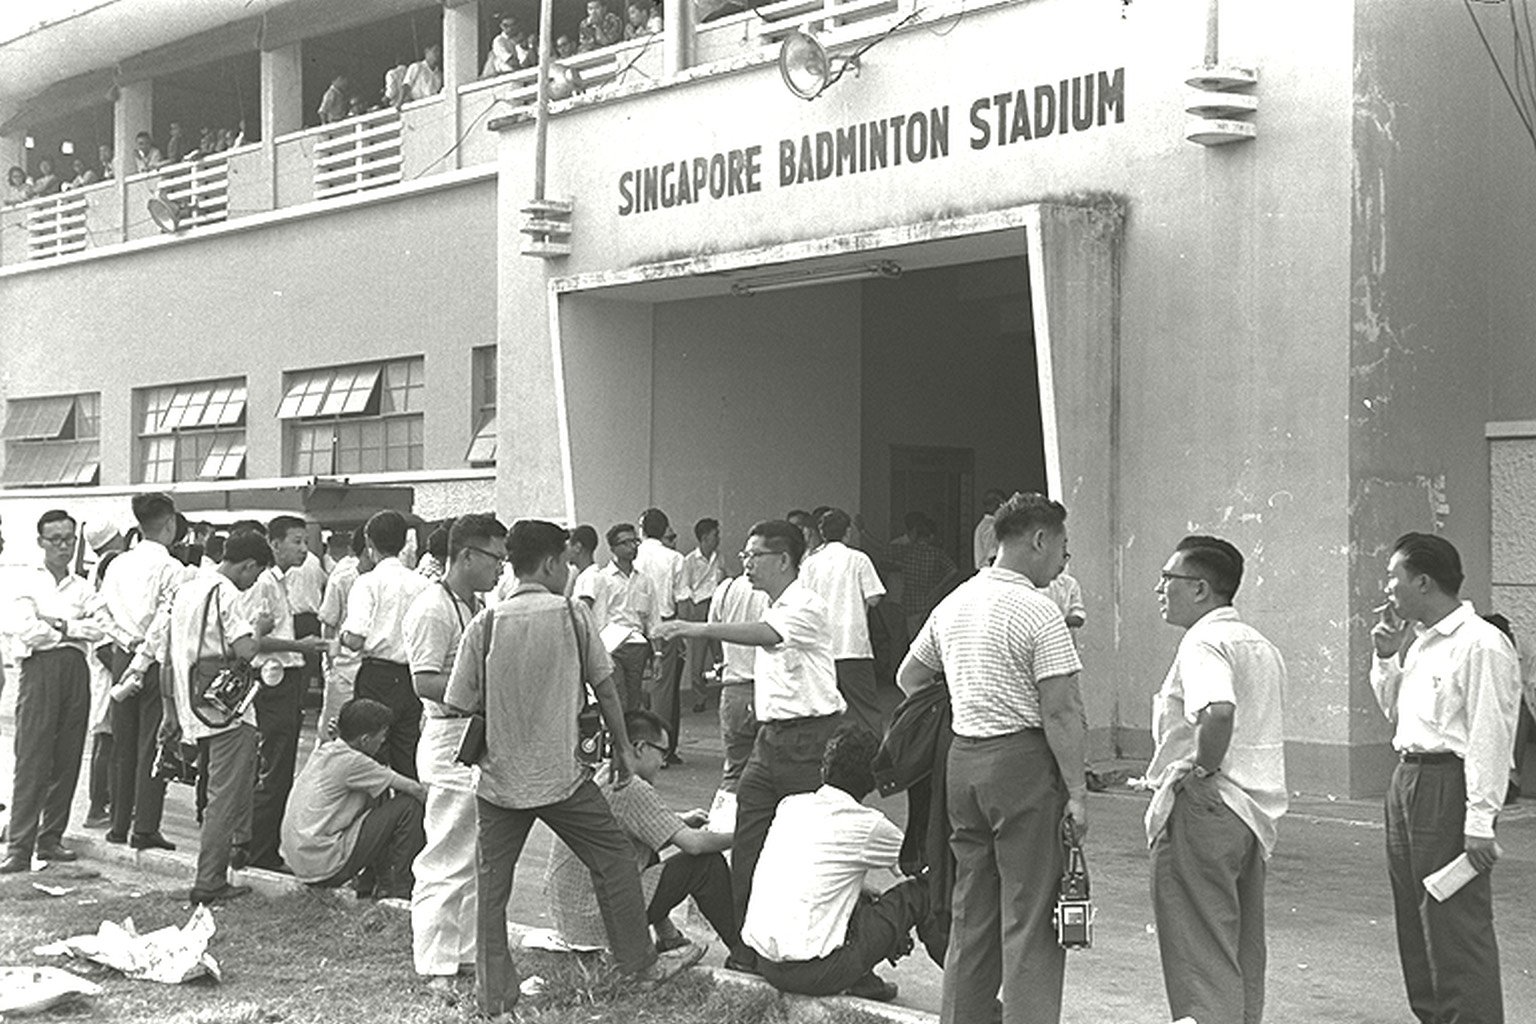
top-left (1423, 845), bottom-right (1502, 903)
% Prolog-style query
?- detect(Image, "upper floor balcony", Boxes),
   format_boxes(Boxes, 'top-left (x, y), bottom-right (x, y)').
top-left (0, 0), bottom-right (920, 270)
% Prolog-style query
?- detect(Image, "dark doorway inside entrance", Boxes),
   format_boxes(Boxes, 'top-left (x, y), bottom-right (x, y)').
top-left (890, 444), bottom-right (974, 569)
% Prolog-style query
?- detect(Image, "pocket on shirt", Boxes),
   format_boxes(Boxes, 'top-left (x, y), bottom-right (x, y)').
top-left (1429, 674), bottom-right (1462, 723)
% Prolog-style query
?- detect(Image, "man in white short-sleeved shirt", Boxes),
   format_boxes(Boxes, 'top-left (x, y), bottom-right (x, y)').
top-left (1143, 535), bottom-right (1286, 1024)
top-left (897, 492), bottom-right (1086, 1024)
top-left (341, 510), bottom-right (431, 779)
top-left (656, 519), bottom-right (844, 973)
top-left (403, 513), bottom-right (506, 987)
top-left (799, 508), bottom-right (886, 737)
top-left (636, 507), bottom-right (691, 762)
top-left (577, 523), bottom-right (659, 712)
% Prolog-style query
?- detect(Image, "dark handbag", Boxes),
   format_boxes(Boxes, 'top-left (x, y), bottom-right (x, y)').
top-left (454, 713), bottom-right (487, 766)
top-left (189, 585), bottom-right (260, 729)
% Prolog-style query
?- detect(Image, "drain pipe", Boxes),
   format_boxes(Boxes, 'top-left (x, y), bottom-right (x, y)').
top-left (533, 0), bottom-right (552, 205)
top-left (522, 0), bottom-right (573, 257)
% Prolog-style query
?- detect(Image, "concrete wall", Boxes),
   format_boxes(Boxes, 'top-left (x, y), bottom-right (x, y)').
top-left (1338, 0), bottom-right (1518, 795)
top-left (0, 178), bottom-right (498, 485)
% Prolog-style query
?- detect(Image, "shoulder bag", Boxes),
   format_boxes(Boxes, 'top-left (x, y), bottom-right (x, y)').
top-left (189, 583), bottom-right (260, 729)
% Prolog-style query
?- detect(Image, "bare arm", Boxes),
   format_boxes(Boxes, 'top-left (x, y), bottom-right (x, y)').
top-left (897, 650), bottom-right (940, 695)
top-left (413, 669), bottom-right (448, 704)
top-left (389, 772), bottom-right (428, 802)
top-left (1037, 672), bottom-right (1087, 835)
top-left (654, 619), bottom-right (781, 647)
top-left (340, 631), bottom-right (365, 652)
top-left (592, 673), bottom-right (638, 788)
top-left (1193, 701), bottom-right (1235, 773)
top-left (667, 824), bottom-right (733, 856)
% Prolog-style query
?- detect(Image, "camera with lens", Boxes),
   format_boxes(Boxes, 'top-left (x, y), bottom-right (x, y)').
top-left (1054, 818), bottom-right (1094, 949)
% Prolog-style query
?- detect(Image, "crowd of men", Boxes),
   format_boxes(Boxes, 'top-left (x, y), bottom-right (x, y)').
top-left (1, 488), bottom-right (1530, 1024)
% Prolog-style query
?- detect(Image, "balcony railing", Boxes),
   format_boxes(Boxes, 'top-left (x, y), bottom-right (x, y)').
top-left (0, 0), bottom-right (928, 269)
top-left (20, 191), bottom-right (90, 260)
top-left (313, 107), bottom-right (406, 201)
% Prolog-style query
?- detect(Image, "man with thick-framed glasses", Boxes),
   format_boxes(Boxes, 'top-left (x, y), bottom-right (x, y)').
top-left (655, 518), bottom-right (844, 976)
top-left (1143, 535), bottom-right (1286, 1024)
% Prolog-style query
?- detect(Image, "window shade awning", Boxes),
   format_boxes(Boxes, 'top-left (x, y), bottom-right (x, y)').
top-left (1, 395), bottom-right (73, 440)
top-left (465, 414), bottom-right (497, 464)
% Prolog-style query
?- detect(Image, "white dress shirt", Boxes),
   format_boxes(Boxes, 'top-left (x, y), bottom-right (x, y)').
top-left (283, 551), bottom-right (328, 616)
top-left (101, 538), bottom-right (188, 647)
top-left (710, 575), bottom-right (769, 683)
top-left (1143, 606), bottom-right (1288, 857)
top-left (576, 561), bottom-right (658, 652)
top-left (341, 556), bottom-right (431, 663)
top-left (754, 579), bottom-right (844, 722)
top-left (682, 549), bottom-right (724, 604)
top-left (742, 785), bottom-right (904, 962)
top-left (4, 566), bottom-right (105, 661)
top-left (319, 560), bottom-right (363, 684)
top-left (1370, 601), bottom-right (1522, 839)
top-left (797, 541), bottom-right (885, 660)
top-left (634, 537), bottom-right (688, 619)
top-left (242, 567), bottom-right (303, 675)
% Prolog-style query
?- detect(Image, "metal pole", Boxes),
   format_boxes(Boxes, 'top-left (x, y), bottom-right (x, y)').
top-left (533, 0), bottom-right (554, 202)
top-left (1204, 0), bottom-right (1220, 68)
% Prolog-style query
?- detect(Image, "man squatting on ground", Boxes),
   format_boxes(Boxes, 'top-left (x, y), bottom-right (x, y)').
top-left (403, 513), bottom-right (508, 988)
top-left (1371, 532), bottom-right (1521, 1024)
top-left (444, 519), bottom-right (705, 1016)
top-left (1143, 535), bottom-right (1288, 1024)
top-left (897, 492), bottom-right (1086, 1024)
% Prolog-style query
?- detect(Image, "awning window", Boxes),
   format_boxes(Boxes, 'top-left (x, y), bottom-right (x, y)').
top-left (201, 433), bottom-right (247, 480)
top-left (279, 365), bottom-right (382, 419)
top-left (1, 439), bottom-right (99, 487)
top-left (1, 395), bottom-right (74, 440)
top-left (465, 414), bottom-right (497, 464)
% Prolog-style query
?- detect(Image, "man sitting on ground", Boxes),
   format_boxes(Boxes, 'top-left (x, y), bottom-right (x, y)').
top-left (544, 710), bottom-right (744, 961)
top-left (279, 698), bottom-right (427, 900)
top-left (741, 725), bottom-right (929, 1003)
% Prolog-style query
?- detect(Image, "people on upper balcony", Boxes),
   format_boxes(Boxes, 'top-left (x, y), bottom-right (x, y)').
top-left (29, 157), bottom-right (61, 197)
top-left (578, 0), bottom-right (624, 51)
top-left (319, 74), bottom-right (351, 124)
top-left (549, 35), bottom-right (584, 99)
top-left (486, 14), bottom-right (535, 76)
top-left (5, 166), bottom-right (30, 205)
top-left (133, 131), bottom-right (164, 172)
top-left (399, 44), bottom-right (444, 106)
top-left (97, 145), bottom-right (114, 181)
top-left (165, 122), bottom-right (190, 164)
top-left (61, 157), bottom-right (97, 191)
top-left (624, 1), bottom-right (653, 39)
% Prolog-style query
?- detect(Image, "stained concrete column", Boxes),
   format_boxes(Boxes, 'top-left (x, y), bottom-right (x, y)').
top-left (261, 43), bottom-right (304, 143)
top-left (443, 0), bottom-right (482, 92)
top-left (663, 0), bottom-right (694, 79)
top-left (113, 80), bottom-right (152, 179)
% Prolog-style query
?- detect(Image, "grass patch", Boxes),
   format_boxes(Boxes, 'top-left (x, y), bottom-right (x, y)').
top-left (0, 868), bottom-right (890, 1024)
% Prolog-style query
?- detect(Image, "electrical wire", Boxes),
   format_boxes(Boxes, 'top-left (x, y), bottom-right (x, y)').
top-left (1464, 0), bottom-right (1536, 146)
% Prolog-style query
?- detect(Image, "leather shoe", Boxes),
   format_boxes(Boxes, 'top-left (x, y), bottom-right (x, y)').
top-left (844, 971), bottom-right (899, 1002)
top-left (105, 832), bottom-right (127, 845)
top-left (0, 854), bottom-right (29, 874)
top-left (190, 883), bottom-right (251, 905)
top-left (230, 845), bottom-right (250, 871)
top-left (130, 832), bottom-right (177, 852)
top-left (36, 843), bottom-right (78, 863)
top-left (84, 810), bottom-right (111, 829)
top-left (722, 950), bottom-right (760, 975)
top-left (635, 941), bottom-right (706, 988)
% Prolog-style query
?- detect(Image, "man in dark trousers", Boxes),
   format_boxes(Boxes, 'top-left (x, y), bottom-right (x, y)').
top-left (1370, 533), bottom-right (1522, 1024)
top-left (2, 510), bottom-right (101, 871)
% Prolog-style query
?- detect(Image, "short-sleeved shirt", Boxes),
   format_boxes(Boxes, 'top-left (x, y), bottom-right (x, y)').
top-left (634, 538), bottom-right (688, 618)
top-left (742, 785), bottom-right (904, 962)
top-left (242, 567), bottom-right (303, 672)
top-left (1144, 606), bottom-right (1288, 855)
top-left (576, 562), bottom-right (658, 651)
top-left (755, 579), bottom-right (844, 722)
top-left (342, 556), bottom-right (431, 663)
top-left (710, 575), bottom-right (769, 683)
top-left (403, 581), bottom-right (481, 718)
top-left (279, 739), bottom-right (396, 883)
top-left (167, 570), bottom-right (256, 743)
top-left (909, 566), bottom-right (1082, 738)
top-left (543, 767), bottom-right (684, 948)
top-left (683, 549), bottom-right (724, 604)
top-left (283, 551), bottom-right (328, 616)
top-left (798, 541), bottom-right (885, 660)
top-left (444, 582), bottom-right (614, 809)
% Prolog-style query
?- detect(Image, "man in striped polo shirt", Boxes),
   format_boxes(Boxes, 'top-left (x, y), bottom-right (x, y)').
top-left (897, 492), bottom-right (1086, 1024)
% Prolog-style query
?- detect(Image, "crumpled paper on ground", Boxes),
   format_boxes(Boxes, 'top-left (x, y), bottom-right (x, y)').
top-left (32, 904), bottom-right (221, 984)
top-left (0, 965), bottom-right (103, 1015)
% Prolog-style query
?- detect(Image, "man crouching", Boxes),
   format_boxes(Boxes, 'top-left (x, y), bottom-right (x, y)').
top-left (741, 725), bottom-right (928, 1002)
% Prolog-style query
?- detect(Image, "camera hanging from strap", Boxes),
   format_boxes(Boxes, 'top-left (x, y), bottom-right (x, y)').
top-left (1054, 815), bottom-right (1094, 949)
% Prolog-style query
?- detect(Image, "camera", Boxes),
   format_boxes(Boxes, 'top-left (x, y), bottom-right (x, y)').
top-left (1054, 819), bottom-right (1095, 949)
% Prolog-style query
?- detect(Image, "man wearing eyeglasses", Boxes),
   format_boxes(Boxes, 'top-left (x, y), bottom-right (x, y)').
top-left (655, 519), bottom-right (844, 975)
top-left (896, 492), bottom-right (1085, 1024)
top-left (2, 509), bottom-right (104, 872)
top-left (577, 524), bottom-right (661, 712)
top-left (1369, 533), bottom-right (1520, 1024)
top-left (1143, 535), bottom-right (1286, 1024)
top-left (404, 513), bottom-right (508, 990)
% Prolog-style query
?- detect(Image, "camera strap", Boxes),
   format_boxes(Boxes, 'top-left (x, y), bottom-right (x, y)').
top-left (1060, 816), bottom-right (1090, 899)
